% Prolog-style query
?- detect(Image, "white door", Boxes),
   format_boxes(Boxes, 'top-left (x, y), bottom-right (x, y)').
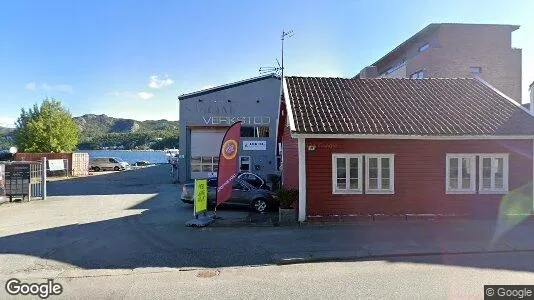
top-left (190, 129), bottom-right (226, 179)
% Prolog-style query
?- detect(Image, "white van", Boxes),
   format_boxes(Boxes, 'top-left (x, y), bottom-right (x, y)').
top-left (90, 157), bottom-right (130, 172)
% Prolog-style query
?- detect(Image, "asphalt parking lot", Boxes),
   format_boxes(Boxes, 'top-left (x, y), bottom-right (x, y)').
top-left (3, 164), bottom-right (534, 288)
top-left (0, 165), bottom-right (279, 276)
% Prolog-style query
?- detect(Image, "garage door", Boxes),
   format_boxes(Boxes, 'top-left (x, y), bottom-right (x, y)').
top-left (190, 128), bottom-right (226, 179)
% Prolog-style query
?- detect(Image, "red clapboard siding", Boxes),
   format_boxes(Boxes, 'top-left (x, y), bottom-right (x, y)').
top-left (303, 139), bottom-right (533, 218)
top-left (282, 125), bottom-right (299, 189)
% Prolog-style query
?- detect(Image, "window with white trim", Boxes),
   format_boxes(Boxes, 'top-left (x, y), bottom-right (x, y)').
top-left (410, 70), bottom-right (425, 79)
top-left (446, 154), bottom-right (476, 194)
top-left (469, 66), bottom-right (482, 74)
top-left (365, 154), bottom-right (395, 194)
top-left (332, 154), bottom-right (363, 194)
top-left (479, 154), bottom-right (509, 193)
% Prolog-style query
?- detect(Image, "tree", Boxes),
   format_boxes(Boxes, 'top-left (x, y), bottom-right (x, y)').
top-left (15, 98), bottom-right (81, 153)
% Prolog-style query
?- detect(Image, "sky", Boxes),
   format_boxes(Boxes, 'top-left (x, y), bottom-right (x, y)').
top-left (0, 0), bottom-right (533, 127)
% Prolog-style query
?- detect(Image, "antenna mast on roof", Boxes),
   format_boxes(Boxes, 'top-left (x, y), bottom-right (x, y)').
top-left (259, 30), bottom-right (294, 78)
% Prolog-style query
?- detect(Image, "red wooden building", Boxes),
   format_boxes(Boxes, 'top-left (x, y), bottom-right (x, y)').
top-left (281, 76), bottom-right (534, 222)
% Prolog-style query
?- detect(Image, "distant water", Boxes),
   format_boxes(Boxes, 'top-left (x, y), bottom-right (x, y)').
top-left (77, 150), bottom-right (169, 164)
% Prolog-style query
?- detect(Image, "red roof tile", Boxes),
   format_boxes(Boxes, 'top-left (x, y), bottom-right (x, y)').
top-left (285, 77), bottom-right (534, 136)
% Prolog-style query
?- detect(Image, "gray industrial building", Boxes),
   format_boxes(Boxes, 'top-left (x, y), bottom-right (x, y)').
top-left (177, 74), bottom-right (281, 183)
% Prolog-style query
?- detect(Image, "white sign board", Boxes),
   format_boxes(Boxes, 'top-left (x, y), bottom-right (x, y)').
top-left (243, 141), bottom-right (267, 151)
top-left (48, 159), bottom-right (65, 171)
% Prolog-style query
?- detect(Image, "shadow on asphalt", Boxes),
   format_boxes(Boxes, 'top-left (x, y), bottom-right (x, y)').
top-left (0, 165), bottom-right (281, 269)
top-left (1, 165), bottom-right (534, 272)
top-left (47, 165), bottom-right (174, 196)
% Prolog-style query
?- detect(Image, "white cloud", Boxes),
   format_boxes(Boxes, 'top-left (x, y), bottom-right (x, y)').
top-left (105, 91), bottom-right (136, 98)
top-left (148, 75), bottom-right (174, 89)
top-left (24, 82), bottom-right (73, 93)
top-left (137, 92), bottom-right (154, 100)
top-left (0, 116), bottom-right (16, 128)
top-left (24, 82), bottom-right (36, 90)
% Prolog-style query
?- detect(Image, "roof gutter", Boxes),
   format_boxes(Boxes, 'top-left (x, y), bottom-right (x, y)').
top-left (290, 133), bottom-right (534, 140)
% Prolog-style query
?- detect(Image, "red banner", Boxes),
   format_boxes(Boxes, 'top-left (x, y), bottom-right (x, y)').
top-left (216, 121), bottom-right (242, 205)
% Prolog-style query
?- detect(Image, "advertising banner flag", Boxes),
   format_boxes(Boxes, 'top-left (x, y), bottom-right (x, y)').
top-left (194, 179), bottom-right (208, 214)
top-left (216, 121), bottom-right (242, 205)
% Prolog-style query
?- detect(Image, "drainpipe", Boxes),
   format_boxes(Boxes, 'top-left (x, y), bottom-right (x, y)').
top-left (298, 137), bottom-right (306, 222)
top-left (530, 82), bottom-right (534, 115)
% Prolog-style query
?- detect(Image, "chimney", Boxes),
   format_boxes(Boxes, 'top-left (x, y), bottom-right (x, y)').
top-left (530, 81), bottom-right (534, 114)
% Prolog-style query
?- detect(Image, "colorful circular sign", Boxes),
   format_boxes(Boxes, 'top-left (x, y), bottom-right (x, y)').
top-left (222, 139), bottom-right (238, 160)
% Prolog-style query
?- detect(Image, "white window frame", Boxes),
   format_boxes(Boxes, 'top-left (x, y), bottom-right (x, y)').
top-left (478, 153), bottom-right (509, 194)
top-left (410, 70), bottom-right (425, 79)
top-left (445, 154), bottom-right (476, 194)
top-left (332, 154), bottom-right (363, 194)
top-left (469, 66), bottom-right (482, 74)
top-left (365, 154), bottom-right (395, 194)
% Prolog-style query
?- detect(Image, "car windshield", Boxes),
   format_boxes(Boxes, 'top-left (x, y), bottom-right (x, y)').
top-left (114, 157), bottom-right (124, 162)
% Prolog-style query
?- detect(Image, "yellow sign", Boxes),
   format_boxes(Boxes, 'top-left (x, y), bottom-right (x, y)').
top-left (194, 179), bottom-right (208, 214)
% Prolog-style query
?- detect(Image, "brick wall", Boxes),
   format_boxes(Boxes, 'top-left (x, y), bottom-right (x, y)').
top-left (376, 24), bottom-right (522, 102)
top-left (304, 138), bottom-right (533, 218)
top-left (429, 24), bottom-right (521, 101)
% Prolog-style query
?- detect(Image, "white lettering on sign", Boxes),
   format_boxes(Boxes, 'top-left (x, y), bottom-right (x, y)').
top-left (243, 141), bottom-right (267, 151)
top-left (48, 159), bottom-right (66, 171)
top-left (202, 116), bottom-right (270, 125)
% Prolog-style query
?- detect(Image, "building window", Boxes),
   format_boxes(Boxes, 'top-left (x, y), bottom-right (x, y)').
top-left (239, 156), bottom-right (251, 172)
top-left (469, 66), bottom-right (482, 74)
top-left (446, 154), bottom-right (476, 194)
top-left (410, 70), bottom-right (425, 79)
top-left (418, 43), bottom-right (430, 52)
top-left (191, 156), bottom-right (218, 173)
top-left (256, 126), bottom-right (269, 137)
top-left (479, 154), bottom-right (509, 194)
top-left (241, 126), bottom-right (270, 137)
top-left (382, 60), bottom-right (407, 76)
top-left (365, 154), bottom-right (395, 194)
top-left (332, 154), bottom-right (363, 194)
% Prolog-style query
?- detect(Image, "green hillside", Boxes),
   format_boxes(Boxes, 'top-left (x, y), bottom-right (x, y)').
top-left (0, 116), bottom-right (179, 151)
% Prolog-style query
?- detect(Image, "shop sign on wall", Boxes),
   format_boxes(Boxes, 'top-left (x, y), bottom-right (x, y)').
top-left (243, 141), bottom-right (267, 151)
top-left (202, 116), bottom-right (270, 125)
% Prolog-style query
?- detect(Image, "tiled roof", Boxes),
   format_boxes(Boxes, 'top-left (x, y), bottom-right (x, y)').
top-left (285, 77), bottom-right (534, 136)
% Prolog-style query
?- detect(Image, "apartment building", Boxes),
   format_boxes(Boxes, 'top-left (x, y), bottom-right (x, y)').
top-left (358, 23), bottom-right (522, 101)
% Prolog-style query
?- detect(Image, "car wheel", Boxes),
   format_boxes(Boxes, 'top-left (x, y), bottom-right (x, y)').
top-left (114, 166), bottom-right (120, 171)
top-left (252, 198), bottom-right (268, 213)
top-left (94, 166), bottom-right (101, 172)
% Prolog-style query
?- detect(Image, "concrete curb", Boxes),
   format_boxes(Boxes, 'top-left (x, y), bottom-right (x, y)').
top-left (276, 248), bottom-right (534, 266)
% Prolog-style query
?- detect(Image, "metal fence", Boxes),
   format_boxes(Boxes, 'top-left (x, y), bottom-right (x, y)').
top-left (0, 160), bottom-right (46, 202)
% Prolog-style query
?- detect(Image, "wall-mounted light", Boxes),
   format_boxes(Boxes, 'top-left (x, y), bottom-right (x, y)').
top-left (307, 145), bottom-right (316, 151)
top-left (256, 100), bottom-right (260, 103)
top-left (198, 99), bottom-right (203, 102)
top-left (227, 99), bottom-right (231, 103)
